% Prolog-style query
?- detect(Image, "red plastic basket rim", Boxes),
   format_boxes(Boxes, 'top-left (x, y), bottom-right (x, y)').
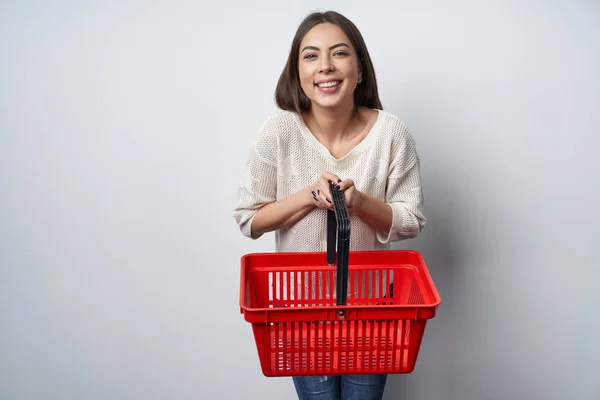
top-left (241, 302), bottom-right (440, 313)
top-left (239, 249), bottom-right (442, 313)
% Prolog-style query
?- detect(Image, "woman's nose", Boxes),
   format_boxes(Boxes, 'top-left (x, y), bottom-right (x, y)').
top-left (318, 57), bottom-right (335, 73)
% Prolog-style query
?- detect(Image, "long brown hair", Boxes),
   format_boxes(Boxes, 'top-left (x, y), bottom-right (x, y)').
top-left (275, 11), bottom-right (383, 114)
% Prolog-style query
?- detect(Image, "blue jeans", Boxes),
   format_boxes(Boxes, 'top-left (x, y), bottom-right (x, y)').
top-left (292, 374), bottom-right (387, 400)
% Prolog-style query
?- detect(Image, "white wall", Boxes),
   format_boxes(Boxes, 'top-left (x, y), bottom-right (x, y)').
top-left (1, 0), bottom-right (599, 399)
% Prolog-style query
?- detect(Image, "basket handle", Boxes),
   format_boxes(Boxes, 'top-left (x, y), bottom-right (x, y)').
top-left (326, 181), bottom-right (350, 307)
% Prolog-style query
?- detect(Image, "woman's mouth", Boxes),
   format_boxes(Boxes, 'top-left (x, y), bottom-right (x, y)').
top-left (316, 80), bottom-right (342, 93)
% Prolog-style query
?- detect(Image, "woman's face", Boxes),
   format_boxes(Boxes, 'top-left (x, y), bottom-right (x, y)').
top-left (298, 23), bottom-right (362, 112)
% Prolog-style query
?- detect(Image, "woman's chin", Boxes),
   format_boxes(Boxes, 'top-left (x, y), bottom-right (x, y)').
top-left (310, 95), bottom-right (353, 111)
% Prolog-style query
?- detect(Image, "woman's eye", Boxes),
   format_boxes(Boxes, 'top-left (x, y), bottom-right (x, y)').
top-left (304, 54), bottom-right (316, 59)
top-left (334, 51), bottom-right (348, 56)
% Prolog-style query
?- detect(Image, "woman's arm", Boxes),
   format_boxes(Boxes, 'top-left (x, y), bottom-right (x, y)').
top-left (336, 124), bottom-right (425, 243)
top-left (249, 188), bottom-right (314, 239)
top-left (352, 191), bottom-right (394, 234)
top-left (372, 128), bottom-right (425, 243)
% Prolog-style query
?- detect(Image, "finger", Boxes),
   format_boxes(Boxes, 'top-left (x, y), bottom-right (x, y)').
top-left (311, 189), bottom-right (330, 209)
top-left (317, 181), bottom-right (333, 203)
top-left (317, 188), bottom-right (334, 209)
top-left (310, 190), bottom-right (319, 203)
top-left (321, 172), bottom-right (342, 185)
top-left (335, 178), bottom-right (355, 192)
top-left (321, 177), bottom-right (341, 199)
top-left (344, 187), bottom-right (355, 209)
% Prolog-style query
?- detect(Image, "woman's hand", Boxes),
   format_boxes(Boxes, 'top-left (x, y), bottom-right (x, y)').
top-left (308, 172), bottom-right (340, 210)
top-left (308, 173), bottom-right (364, 213)
top-left (335, 178), bottom-right (364, 213)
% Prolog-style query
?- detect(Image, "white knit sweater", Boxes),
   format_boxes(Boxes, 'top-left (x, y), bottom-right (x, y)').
top-left (233, 109), bottom-right (425, 253)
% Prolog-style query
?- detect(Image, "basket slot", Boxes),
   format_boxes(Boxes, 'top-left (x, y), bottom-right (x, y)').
top-left (289, 272), bottom-right (295, 302)
top-left (369, 270), bottom-right (374, 302)
top-left (278, 272), bottom-right (282, 304)
top-left (297, 271), bottom-right (303, 302)
top-left (374, 270), bottom-right (380, 299)
top-left (391, 320), bottom-right (399, 369)
top-left (268, 272), bottom-right (273, 303)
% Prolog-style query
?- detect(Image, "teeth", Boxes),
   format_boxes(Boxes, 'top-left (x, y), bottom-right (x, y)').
top-left (317, 81), bottom-right (341, 88)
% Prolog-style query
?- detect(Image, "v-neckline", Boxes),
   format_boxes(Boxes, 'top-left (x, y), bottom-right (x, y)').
top-left (294, 109), bottom-right (384, 163)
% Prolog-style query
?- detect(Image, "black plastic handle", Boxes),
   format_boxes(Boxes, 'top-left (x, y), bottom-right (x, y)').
top-left (326, 181), bottom-right (350, 306)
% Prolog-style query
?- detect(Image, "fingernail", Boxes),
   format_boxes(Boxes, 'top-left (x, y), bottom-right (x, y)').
top-left (326, 198), bottom-right (331, 203)
top-left (338, 179), bottom-right (342, 183)
top-left (317, 190), bottom-right (320, 194)
top-left (312, 191), bottom-right (316, 196)
top-left (334, 185), bottom-right (340, 191)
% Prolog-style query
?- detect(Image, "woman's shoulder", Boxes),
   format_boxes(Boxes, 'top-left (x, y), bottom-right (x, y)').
top-left (258, 110), bottom-right (302, 138)
top-left (370, 108), bottom-right (414, 143)
top-left (248, 111), bottom-right (302, 158)
top-left (375, 109), bottom-right (409, 131)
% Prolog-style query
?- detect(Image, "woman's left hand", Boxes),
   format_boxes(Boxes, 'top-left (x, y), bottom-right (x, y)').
top-left (334, 178), bottom-right (364, 213)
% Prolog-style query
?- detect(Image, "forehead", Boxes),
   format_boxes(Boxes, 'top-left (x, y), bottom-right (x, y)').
top-left (300, 23), bottom-right (352, 49)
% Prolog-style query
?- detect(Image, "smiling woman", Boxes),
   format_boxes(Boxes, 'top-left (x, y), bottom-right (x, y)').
top-left (275, 12), bottom-right (382, 115)
top-left (299, 34), bottom-right (362, 117)
top-left (233, 10), bottom-right (426, 400)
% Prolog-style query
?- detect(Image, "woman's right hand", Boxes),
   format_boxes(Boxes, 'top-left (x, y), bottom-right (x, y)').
top-left (308, 172), bottom-right (342, 210)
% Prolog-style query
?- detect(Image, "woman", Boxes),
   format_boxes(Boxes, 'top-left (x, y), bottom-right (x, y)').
top-left (233, 10), bottom-right (425, 400)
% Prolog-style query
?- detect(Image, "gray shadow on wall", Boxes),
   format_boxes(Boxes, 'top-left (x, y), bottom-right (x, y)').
top-left (383, 165), bottom-right (463, 400)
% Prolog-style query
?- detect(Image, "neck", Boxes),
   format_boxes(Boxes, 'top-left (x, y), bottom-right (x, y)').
top-left (306, 102), bottom-right (359, 141)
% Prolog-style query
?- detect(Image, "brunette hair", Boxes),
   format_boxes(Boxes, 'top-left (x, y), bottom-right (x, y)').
top-left (275, 11), bottom-right (383, 113)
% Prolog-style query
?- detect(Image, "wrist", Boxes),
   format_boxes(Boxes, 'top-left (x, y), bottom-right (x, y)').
top-left (353, 190), bottom-right (367, 212)
top-left (299, 187), bottom-right (316, 208)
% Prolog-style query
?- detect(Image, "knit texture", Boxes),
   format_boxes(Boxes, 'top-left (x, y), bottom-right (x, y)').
top-left (233, 109), bottom-right (425, 253)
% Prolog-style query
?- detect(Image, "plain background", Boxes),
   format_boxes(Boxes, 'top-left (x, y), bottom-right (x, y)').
top-left (1, 0), bottom-right (599, 399)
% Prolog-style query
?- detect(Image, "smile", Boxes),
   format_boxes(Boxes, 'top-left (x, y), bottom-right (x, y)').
top-left (316, 80), bottom-right (342, 88)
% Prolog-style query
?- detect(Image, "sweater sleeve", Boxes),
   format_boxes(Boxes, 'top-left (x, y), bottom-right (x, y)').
top-left (232, 119), bottom-right (278, 239)
top-left (377, 120), bottom-right (426, 244)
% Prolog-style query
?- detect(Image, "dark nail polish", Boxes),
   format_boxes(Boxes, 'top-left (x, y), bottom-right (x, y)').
top-left (334, 185), bottom-right (340, 191)
top-left (326, 198), bottom-right (331, 203)
top-left (312, 191), bottom-right (316, 196)
top-left (338, 179), bottom-right (342, 183)
top-left (317, 189), bottom-right (320, 194)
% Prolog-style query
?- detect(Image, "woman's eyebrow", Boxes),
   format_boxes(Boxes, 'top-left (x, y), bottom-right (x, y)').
top-left (301, 42), bottom-right (350, 52)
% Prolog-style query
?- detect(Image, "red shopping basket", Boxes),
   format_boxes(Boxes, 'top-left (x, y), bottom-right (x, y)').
top-left (240, 183), bottom-right (441, 377)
